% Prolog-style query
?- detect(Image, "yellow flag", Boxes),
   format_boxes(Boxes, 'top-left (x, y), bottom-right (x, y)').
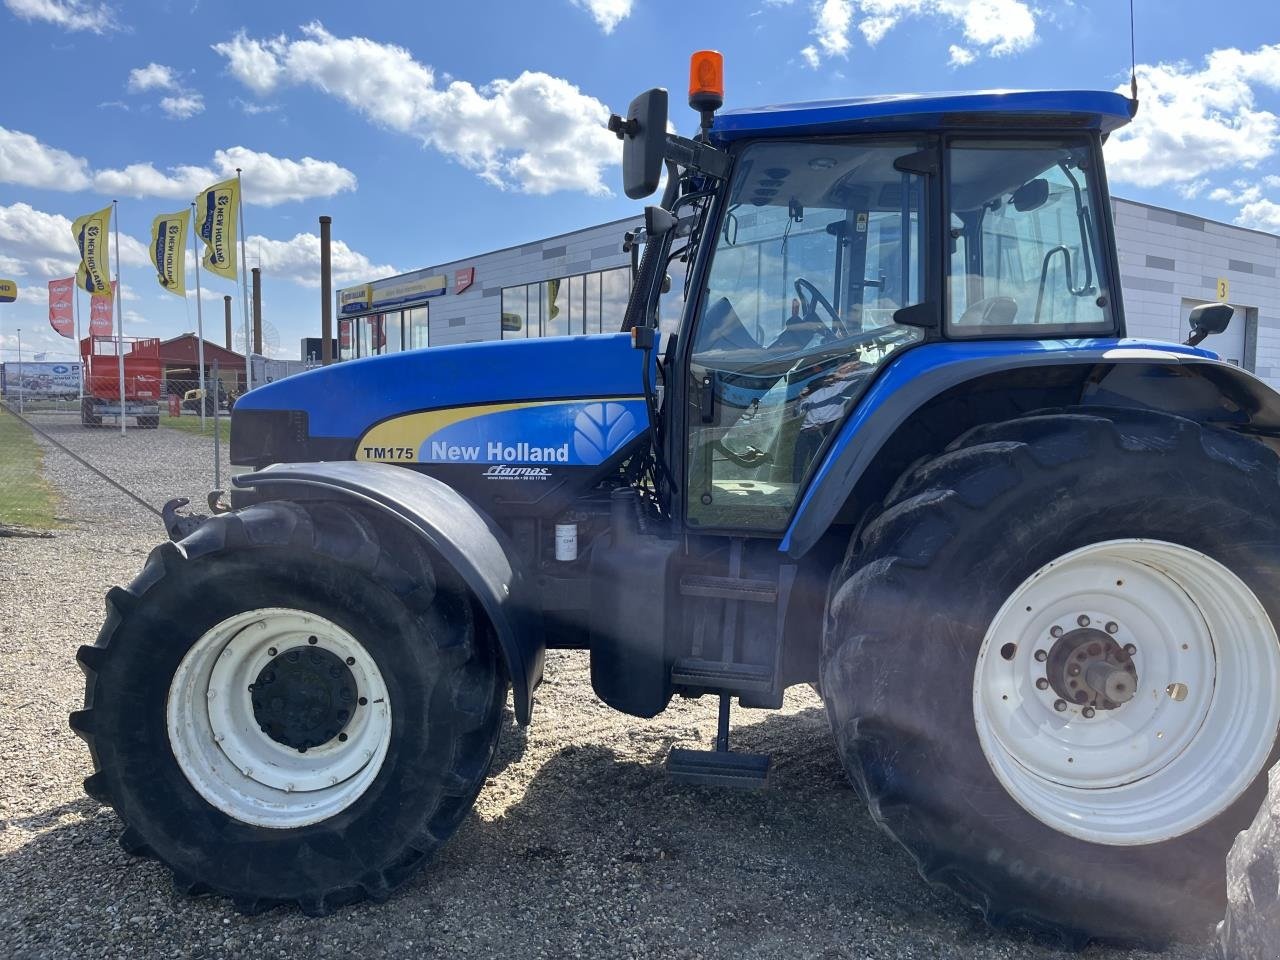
top-left (195, 177), bottom-right (239, 281)
top-left (150, 209), bottom-right (190, 297)
top-left (72, 204), bottom-right (113, 296)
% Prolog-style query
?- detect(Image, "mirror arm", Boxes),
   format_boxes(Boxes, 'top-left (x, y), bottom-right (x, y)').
top-left (663, 134), bottom-right (731, 181)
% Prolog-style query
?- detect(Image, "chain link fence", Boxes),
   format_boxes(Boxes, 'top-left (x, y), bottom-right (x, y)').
top-left (0, 364), bottom-right (236, 534)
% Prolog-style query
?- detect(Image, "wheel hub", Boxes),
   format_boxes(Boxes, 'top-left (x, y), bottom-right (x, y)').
top-left (250, 645), bottom-right (357, 751)
top-left (1045, 627), bottom-right (1137, 710)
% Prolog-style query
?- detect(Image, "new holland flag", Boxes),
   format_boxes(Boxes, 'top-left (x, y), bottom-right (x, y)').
top-left (195, 177), bottom-right (239, 281)
top-left (150, 209), bottom-right (189, 297)
top-left (72, 205), bottom-right (113, 297)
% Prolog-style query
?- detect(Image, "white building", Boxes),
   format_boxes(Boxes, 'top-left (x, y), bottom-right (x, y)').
top-left (335, 200), bottom-right (1280, 390)
top-left (1113, 198), bottom-right (1280, 384)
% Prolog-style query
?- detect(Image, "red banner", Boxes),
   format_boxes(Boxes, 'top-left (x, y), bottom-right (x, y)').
top-left (48, 277), bottom-right (75, 338)
top-left (89, 282), bottom-right (115, 336)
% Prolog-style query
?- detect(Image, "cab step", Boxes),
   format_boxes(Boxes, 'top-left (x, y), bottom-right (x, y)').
top-left (678, 574), bottom-right (778, 603)
top-left (666, 694), bottom-right (770, 790)
top-left (667, 747), bottom-right (770, 789)
top-left (670, 658), bottom-right (774, 694)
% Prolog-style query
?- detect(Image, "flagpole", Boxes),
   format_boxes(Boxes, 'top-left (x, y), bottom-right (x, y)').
top-left (73, 283), bottom-right (82, 400)
top-left (113, 199), bottom-right (125, 436)
top-left (192, 202), bottom-right (206, 429)
top-left (236, 167), bottom-right (251, 395)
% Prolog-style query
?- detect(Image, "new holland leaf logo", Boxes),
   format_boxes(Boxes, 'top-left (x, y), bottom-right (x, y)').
top-left (572, 402), bottom-right (639, 463)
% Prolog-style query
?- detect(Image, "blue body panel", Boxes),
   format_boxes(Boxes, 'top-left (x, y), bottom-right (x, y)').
top-left (236, 333), bottom-right (645, 439)
top-left (780, 337), bottom-right (1217, 554)
top-left (711, 89), bottom-right (1134, 143)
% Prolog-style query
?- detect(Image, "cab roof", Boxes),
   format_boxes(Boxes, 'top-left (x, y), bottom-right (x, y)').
top-left (710, 90), bottom-right (1134, 143)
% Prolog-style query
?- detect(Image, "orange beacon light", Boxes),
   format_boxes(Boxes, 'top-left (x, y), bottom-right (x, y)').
top-left (688, 50), bottom-right (724, 114)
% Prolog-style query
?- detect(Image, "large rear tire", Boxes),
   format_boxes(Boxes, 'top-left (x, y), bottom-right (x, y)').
top-left (823, 408), bottom-right (1280, 944)
top-left (71, 500), bottom-right (506, 914)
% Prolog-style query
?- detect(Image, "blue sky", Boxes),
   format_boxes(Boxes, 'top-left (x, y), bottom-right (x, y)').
top-left (1, 0), bottom-right (1278, 362)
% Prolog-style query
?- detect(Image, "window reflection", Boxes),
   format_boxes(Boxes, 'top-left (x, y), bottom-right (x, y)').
top-left (501, 267), bottom-right (631, 339)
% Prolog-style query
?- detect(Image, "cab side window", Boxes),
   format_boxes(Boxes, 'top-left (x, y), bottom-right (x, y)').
top-left (948, 139), bottom-right (1112, 335)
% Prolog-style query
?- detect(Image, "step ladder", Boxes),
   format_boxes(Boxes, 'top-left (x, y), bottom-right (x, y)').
top-left (665, 539), bottom-right (794, 790)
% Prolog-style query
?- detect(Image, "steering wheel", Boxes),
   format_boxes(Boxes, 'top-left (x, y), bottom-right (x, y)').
top-left (793, 277), bottom-right (847, 339)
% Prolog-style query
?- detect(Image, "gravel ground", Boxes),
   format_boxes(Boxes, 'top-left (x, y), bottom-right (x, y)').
top-left (0, 413), bottom-right (1212, 959)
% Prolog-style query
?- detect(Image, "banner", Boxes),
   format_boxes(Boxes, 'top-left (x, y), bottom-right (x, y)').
top-left (150, 209), bottom-right (190, 296)
top-left (48, 277), bottom-right (75, 338)
top-left (89, 282), bottom-right (115, 336)
top-left (72, 205), bottom-right (113, 296)
top-left (195, 177), bottom-right (239, 280)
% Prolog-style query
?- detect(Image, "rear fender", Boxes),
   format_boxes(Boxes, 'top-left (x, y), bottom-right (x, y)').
top-left (231, 461), bottom-right (543, 724)
top-left (782, 340), bottom-right (1280, 558)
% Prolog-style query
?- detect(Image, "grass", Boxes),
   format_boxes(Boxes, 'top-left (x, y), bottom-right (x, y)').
top-left (161, 411), bottom-right (231, 442)
top-left (0, 406), bottom-right (60, 529)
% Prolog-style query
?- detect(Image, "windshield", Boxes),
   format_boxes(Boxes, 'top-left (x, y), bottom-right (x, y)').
top-left (684, 139), bottom-right (928, 532)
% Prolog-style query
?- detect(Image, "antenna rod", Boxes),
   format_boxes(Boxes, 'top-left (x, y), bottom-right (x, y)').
top-left (1129, 0), bottom-right (1139, 106)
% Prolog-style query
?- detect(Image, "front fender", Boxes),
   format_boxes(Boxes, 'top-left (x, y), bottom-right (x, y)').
top-left (231, 461), bottom-right (543, 724)
top-left (782, 338), bottom-right (1280, 558)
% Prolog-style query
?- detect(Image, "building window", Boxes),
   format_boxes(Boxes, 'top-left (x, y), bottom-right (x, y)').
top-left (501, 267), bottom-right (631, 340)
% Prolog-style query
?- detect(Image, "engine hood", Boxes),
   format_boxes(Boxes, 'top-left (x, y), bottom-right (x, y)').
top-left (230, 333), bottom-right (650, 468)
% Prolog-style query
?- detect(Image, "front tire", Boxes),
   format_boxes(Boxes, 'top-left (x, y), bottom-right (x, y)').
top-left (823, 408), bottom-right (1280, 943)
top-left (71, 500), bottom-right (506, 914)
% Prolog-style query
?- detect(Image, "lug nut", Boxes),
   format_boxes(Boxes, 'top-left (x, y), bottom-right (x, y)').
top-left (1050, 626), bottom-right (1064, 639)
top-left (1054, 699), bottom-right (1068, 712)
top-left (1105, 622), bottom-right (1119, 634)
top-left (346, 657), bottom-right (355, 666)
top-left (308, 636), bottom-right (318, 645)
top-left (338, 733), bottom-right (348, 742)
top-left (1083, 706), bottom-right (1096, 718)
top-left (1036, 678), bottom-right (1050, 690)
top-left (358, 696), bottom-right (368, 706)
top-left (1077, 615), bottom-right (1091, 628)
top-left (1034, 650), bottom-right (1048, 663)
top-left (1124, 643), bottom-right (1137, 656)
top-left (267, 647), bottom-right (277, 657)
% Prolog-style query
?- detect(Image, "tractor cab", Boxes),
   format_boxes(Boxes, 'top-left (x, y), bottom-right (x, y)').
top-left (615, 68), bottom-right (1127, 538)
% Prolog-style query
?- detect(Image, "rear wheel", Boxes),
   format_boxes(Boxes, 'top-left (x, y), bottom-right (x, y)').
top-left (823, 408), bottom-right (1280, 943)
top-left (80, 398), bottom-right (101, 427)
top-left (71, 500), bottom-right (506, 914)
top-left (138, 415), bottom-right (159, 429)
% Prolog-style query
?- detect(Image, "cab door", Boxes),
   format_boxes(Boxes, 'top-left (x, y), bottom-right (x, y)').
top-left (679, 137), bottom-right (933, 534)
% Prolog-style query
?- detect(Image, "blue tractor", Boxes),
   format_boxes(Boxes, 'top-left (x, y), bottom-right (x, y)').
top-left (72, 52), bottom-right (1280, 944)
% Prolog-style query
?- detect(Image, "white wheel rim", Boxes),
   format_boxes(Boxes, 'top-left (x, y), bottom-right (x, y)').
top-left (167, 608), bottom-right (392, 829)
top-left (974, 539), bottom-right (1280, 846)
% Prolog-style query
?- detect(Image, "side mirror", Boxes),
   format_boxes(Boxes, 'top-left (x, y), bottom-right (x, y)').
top-left (611, 88), bottom-right (669, 200)
top-left (1011, 178), bottom-right (1050, 213)
top-left (1186, 302), bottom-right (1234, 347)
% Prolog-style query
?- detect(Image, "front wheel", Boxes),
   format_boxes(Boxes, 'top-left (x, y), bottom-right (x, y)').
top-left (71, 500), bottom-right (506, 914)
top-left (823, 408), bottom-right (1280, 944)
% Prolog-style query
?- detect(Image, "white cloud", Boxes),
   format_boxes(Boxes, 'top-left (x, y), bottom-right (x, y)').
top-left (0, 126), bottom-right (91, 190)
top-left (1105, 43), bottom-right (1280, 188)
top-left (0, 202), bottom-right (148, 280)
top-left (0, 128), bottom-right (355, 206)
top-left (811, 0), bottom-right (853, 59)
top-left (212, 23), bottom-right (619, 196)
top-left (801, 0), bottom-right (1036, 67)
top-left (246, 232), bottom-right (396, 287)
top-left (1208, 180), bottom-right (1280, 232)
top-left (571, 0), bottom-right (632, 33)
top-left (127, 62), bottom-right (178, 92)
top-left (800, 45), bottom-right (821, 68)
top-left (159, 93), bottom-right (205, 119)
top-left (93, 146), bottom-right (356, 205)
top-left (3, 0), bottom-right (114, 33)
